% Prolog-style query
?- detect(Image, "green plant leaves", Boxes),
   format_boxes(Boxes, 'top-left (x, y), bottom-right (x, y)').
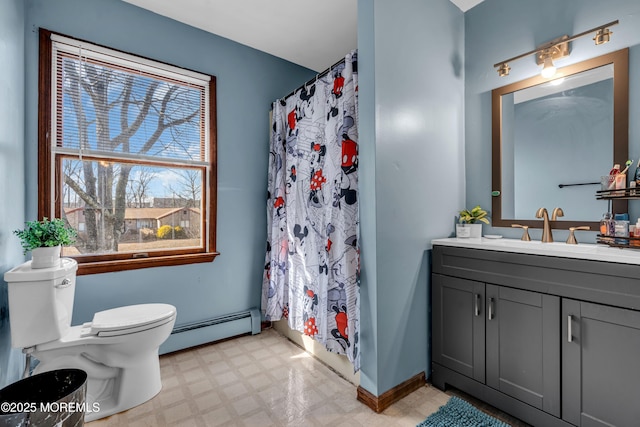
top-left (13, 218), bottom-right (77, 255)
top-left (459, 205), bottom-right (490, 224)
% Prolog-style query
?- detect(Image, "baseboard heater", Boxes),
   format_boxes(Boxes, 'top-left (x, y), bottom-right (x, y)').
top-left (160, 307), bottom-right (261, 354)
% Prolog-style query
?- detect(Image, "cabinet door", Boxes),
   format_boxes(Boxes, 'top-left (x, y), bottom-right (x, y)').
top-left (486, 285), bottom-right (560, 417)
top-left (432, 274), bottom-right (485, 382)
top-left (563, 300), bottom-right (640, 427)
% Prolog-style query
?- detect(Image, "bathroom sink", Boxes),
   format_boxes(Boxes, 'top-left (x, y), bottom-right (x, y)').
top-left (432, 237), bottom-right (640, 265)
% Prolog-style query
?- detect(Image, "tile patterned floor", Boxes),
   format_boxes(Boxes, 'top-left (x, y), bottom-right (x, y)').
top-left (88, 328), bottom-right (527, 426)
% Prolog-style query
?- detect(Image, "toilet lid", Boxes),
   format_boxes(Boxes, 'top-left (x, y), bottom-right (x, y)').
top-left (90, 303), bottom-right (176, 335)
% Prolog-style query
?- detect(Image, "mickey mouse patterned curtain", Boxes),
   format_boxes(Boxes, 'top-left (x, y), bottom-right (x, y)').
top-left (262, 51), bottom-right (359, 371)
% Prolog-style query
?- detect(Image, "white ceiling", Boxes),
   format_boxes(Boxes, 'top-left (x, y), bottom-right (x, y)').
top-left (452, 0), bottom-right (485, 13)
top-left (122, 0), bottom-right (483, 72)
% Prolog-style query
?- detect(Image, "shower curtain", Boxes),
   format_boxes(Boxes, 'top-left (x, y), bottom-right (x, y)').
top-left (262, 51), bottom-right (360, 371)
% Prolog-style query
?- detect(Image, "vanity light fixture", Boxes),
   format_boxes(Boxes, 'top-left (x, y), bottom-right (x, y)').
top-left (594, 27), bottom-right (612, 45)
top-left (539, 49), bottom-right (557, 78)
top-left (494, 20), bottom-right (618, 78)
top-left (497, 62), bottom-right (510, 77)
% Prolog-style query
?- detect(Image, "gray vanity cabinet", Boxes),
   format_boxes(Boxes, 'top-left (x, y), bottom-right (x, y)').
top-left (432, 274), bottom-right (560, 417)
top-left (432, 244), bottom-right (640, 427)
top-left (562, 300), bottom-right (640, 427)
top-left (486, 285), bottom-right (560, 417)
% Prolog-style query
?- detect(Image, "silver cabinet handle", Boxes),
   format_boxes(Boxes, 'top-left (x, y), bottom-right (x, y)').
top-left (488, 297), bottom-right (494, 320)
top-left (567, 315), bottom-right (573, 342)
top-left (474, 294), bottom-right (480, 317)
top-left (55, 278), bottom-right (72, 289)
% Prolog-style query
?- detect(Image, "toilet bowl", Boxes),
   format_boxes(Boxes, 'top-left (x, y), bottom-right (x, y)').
top-left (4, 258), bottom-right (177, 421)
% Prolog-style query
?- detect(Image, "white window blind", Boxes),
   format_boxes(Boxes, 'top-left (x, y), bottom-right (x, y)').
top-left (52, 34), bottom-right (210, 165)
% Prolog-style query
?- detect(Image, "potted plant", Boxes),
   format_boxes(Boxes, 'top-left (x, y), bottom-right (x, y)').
top-left (456, 205), bottom-right (490, 239)
top-left (13, 218), bottom-right (77, 268)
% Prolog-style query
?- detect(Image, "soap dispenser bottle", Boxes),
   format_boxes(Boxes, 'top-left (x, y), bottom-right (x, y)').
top-left (600, 213), bottom-right (614, 244)
top-left (600, 213), bottom-right (611, 235)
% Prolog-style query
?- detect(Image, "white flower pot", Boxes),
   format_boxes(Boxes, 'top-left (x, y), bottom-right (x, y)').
top-left (31, 245), bottom-right (62, 269)
top-left (456, 223), bottom-right (482, 239)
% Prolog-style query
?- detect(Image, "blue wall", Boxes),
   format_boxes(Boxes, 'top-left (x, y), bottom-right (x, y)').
top-left (12, 0), bottom-right (638, 402)
top-left (465, 0), bottom-right (640, 242)
top-left (358, 0), bottom-right (465, 395)
top-left (15, 0), bottom-right (315, 357)
top-left (0, 0), bottom-right (26, 388)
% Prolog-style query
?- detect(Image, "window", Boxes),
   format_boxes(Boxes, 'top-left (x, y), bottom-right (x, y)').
top-left (38, 29), bottom-right (218, 274)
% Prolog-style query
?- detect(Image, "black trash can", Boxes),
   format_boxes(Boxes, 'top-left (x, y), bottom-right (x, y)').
top-left (0, 369), bottom-right (87, 427)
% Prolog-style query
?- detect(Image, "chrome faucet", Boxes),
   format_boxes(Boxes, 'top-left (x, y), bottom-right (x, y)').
top-left (535, 207), bottom-right (553, 242)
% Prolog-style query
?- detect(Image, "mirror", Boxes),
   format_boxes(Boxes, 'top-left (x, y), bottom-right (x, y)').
top-left (492, 48), bottom-right (629, 229)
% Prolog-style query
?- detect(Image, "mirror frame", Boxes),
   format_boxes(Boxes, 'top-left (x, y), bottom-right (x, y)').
top-left (491, 48), bottom-right (629, 229)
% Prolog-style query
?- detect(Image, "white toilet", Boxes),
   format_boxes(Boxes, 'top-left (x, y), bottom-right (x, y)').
top-left (3, 258), bottom-right (177, 421)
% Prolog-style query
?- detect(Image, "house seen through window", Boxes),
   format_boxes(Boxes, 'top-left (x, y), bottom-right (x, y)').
top-left (38, 29), bottom-right (218, 274)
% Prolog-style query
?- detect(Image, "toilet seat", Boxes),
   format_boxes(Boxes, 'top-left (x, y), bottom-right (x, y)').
top-left (82, 304), bottom-right (176, 337)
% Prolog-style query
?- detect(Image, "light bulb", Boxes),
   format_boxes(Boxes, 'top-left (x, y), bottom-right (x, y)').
top-left (541, 56), bottom-right (556, 78)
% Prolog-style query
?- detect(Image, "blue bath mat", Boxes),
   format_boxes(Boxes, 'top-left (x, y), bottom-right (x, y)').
top-left (417, 396), bottom-right (510, 427)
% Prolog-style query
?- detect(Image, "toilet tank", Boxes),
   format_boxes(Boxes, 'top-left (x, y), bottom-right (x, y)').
top-left (3, 258), bottom-right (78, 348)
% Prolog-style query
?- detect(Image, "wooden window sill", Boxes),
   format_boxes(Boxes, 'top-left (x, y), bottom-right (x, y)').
top-left (75, 252), bottom-right (220, 275)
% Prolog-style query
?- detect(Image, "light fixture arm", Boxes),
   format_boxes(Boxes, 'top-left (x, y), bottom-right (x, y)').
top-left (493, 20), bottom-right (619, 71)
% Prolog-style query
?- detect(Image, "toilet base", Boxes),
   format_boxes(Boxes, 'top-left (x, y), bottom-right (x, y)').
top-left (33, 349), bottom-right (164, 422)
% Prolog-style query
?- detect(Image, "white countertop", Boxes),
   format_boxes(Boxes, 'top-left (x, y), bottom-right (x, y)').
top-left (432, 237), bottom-right (640, 266)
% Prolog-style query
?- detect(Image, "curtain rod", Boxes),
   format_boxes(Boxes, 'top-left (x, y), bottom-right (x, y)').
top-left (275, 56), bottom-right (347, 106)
